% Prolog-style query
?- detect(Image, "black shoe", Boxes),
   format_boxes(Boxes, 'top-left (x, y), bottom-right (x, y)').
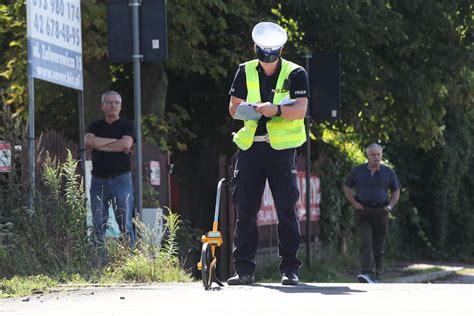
top-left (281, 272), bottom-right (299, 285)
top-left (227, 274), bottom-right (254, 285)
top-left (357, 274), bottom-right (375, 283)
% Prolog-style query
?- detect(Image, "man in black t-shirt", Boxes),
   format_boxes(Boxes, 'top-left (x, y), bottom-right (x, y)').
top-left (85, 91), bottom-right (136, 249)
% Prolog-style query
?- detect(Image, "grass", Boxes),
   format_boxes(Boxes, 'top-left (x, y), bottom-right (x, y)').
top-left (403, 267), bottom-right (444, 275)
top-left (0, 275), bottom-right (58, 298)
top-left (459, 268), bottom-right (474, 275)
top-left (101, 249), bottom-right (192, 284)
top-left (0, 242), bottom-right (192, 298)
top-left (0, 212), bottom-right (192, 298)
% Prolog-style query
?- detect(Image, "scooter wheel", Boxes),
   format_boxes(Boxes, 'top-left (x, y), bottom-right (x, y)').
top-left (201, 243), bottom-right (214, 290)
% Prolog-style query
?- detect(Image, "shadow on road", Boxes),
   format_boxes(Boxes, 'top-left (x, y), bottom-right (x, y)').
top-left (252, 283), bottom-right (367, 295)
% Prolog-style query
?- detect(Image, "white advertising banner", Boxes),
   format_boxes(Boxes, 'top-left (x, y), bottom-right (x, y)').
top-left (257, 172), bottom-right (321, 226)
top-left (26, 0), bottom-right (83, 90)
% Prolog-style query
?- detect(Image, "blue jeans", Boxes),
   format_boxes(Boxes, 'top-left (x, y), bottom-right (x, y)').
top-left (90, 172), bottom-right (135, 248)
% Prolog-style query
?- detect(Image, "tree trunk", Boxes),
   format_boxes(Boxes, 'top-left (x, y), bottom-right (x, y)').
top-left (141, 62), bottom-right (168, 117)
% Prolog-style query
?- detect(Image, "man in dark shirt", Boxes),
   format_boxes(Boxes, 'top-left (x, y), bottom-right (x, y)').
top-left (343, 143), bottom-right (400, 283)
top-left (227, 22), bottom-right (309, 286)
top-left (85, 91), bottom-right (136, 249)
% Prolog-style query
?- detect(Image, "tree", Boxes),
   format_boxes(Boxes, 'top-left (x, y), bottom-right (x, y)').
top-left (277, 0), bottom-right (473, 257)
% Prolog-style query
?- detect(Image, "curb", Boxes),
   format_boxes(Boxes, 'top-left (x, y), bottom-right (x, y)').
top-left (390, 266), bottom-right (464, 283)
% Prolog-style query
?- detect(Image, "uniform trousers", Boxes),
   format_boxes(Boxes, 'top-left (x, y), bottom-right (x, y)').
top-left (232, 141), bottom-right (302, 276)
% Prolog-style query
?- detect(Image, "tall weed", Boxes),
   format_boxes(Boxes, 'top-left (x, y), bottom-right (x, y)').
top-left (0, 150), bottom-right (90, 276)
top-left (103, 211), bottom-right (191, 283)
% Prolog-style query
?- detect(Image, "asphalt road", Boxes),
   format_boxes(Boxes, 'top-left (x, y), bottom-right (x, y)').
top-left (1, 282), bottom-right (473, 316)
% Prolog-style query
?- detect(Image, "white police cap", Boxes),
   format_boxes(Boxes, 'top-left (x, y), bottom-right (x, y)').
top-left (252, 22), bottom-right (287, 51)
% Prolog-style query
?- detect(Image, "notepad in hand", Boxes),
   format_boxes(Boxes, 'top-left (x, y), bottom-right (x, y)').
top-left (234, 102), bottom-right (261, 121)
top-left (279, 96), bottom-right (296, 106)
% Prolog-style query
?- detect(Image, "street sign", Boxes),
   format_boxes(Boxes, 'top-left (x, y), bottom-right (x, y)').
top-left (107, 0), bottom-right (168, 63)
top-left (26, 0), bottom-right (83, 90)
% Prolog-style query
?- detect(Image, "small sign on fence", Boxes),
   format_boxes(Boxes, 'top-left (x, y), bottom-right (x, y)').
top-left (0, 142), bottom-right (12, 172)
top-left (150, 160), bottom-right (161, 186)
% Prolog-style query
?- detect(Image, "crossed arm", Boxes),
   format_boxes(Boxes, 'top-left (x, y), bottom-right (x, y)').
top-left (229, 96), bottom-right (308, 120)
top-left (84, 133), bottom-right (134, 153)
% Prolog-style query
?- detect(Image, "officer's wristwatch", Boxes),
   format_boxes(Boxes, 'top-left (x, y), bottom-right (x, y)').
top-left (386, 205), bottom-right (393, 211)
top-left (275, 104), bottom-right (282, 116)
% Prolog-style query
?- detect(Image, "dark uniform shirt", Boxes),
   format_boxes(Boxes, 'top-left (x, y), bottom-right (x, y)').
top-left (229, 59), bottom-right (309, 135)
top-left (87, 118), bottom-right (135, 177)
top-left (345, 163), bottom-right (400, 207)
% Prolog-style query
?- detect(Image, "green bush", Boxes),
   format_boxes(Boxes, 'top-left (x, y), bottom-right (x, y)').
top-left (312, 133), bottom-right (359, 256)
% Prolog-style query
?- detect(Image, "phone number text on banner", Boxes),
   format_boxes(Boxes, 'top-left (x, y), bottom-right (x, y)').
top-left (27, 0), bottom-right (83, 90)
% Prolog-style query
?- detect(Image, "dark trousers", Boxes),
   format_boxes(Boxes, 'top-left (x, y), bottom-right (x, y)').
top-left (231, 142), bottom-right (302, 276)
top-left (355, 207), bottom-right (389, 278)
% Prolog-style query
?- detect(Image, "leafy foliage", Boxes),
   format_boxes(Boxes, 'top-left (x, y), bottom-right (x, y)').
top-left (160, 209), bottom-right (181, 260)
top-left (312, 133), bottom-right (358, 254)
top-left (279, 0), bottom-right (471, 150)
top-left (0, 150), bottom-right (89, 276)
top-left (0, 1), bottom-right (27, 114)
top-left (142, 105), bottom-right (196, 153)
top-left (277, 0), bottom-right (473, 260)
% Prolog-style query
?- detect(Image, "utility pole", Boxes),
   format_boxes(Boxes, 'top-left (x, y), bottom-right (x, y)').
top-left (131, 0), bottom-right (143, 219)
top-left (304, 53), bottom-right (312, 268)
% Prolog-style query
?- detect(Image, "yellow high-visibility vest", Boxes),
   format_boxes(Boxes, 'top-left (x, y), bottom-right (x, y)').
top-left (233, 59), bottom-right (306, 150)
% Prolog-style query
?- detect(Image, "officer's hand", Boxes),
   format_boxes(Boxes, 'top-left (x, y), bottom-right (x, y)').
top-left (255, 102), bottom-right (278, 117)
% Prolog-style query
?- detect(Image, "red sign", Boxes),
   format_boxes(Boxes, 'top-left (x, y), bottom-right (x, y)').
top-left (257, 172), bottom-right (321, 226)
top-left (0, 143), bottom-right (12, 172)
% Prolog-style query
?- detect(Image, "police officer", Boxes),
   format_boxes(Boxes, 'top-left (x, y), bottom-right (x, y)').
top-left (227, 22), bottom-right (309, 286)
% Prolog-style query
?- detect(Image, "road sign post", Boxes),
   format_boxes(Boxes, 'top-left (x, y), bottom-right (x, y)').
top-left (26, 0), bottom-right (83, 209)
